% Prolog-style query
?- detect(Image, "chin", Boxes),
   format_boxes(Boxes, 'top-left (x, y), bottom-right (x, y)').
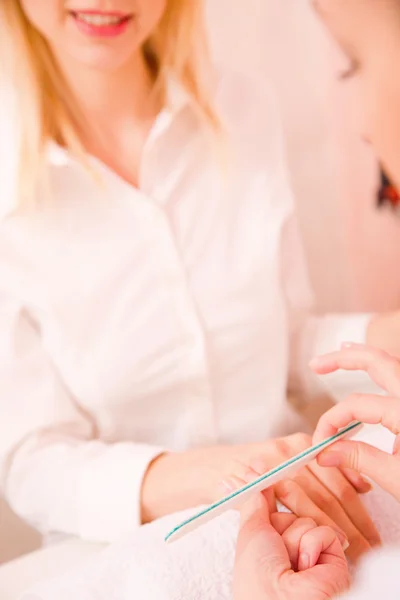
top-left (67, 46), bottom-right (139, 72)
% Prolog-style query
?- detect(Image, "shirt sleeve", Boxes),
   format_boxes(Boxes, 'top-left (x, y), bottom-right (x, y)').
top-left (281, 211), bottom-right (380, 403)
top-left (0, 289), bottom-right (164, 542)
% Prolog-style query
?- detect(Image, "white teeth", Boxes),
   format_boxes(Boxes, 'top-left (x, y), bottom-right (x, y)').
top-left (75, 13), bottom-right (124, 26)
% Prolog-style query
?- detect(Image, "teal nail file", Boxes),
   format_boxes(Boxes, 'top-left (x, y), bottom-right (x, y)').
top-left (165, 421), bottom-right (363, 544)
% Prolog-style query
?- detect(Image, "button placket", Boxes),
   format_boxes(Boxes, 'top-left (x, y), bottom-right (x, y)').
top-left (137, 111), bottom-right (218, 446)
top-left (152, 208), bottom-right (218, 447)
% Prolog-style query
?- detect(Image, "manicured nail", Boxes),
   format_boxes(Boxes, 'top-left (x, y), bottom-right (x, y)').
top-left (333, 528), bottom-right (349, 549)
top-left (342, 468), bottom-right (373, 493)
top-left (248, 459), bottom-right (266, 476)
top-left (221, 478), bottom-right (237, 493)
top-left (369, 534), bottom-right (382, 548)
top-left (342, 342), bottom-right (355, 349)
top-left (358, 478), bottom-right (373, 493)
top-left (243, 469), bottom-right (261, 484)
top-left (298, 552), bottom-right (310, 570)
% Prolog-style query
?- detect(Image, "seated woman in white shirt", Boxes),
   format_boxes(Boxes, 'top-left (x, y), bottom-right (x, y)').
top-left (0, 0), bottom-right (395, 558)
top-left (233, 0), bottom-right (400, 598)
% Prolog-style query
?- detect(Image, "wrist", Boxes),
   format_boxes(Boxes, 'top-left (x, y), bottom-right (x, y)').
top-left (140, 450), bottom-right (208, 524)
top-left (140, 452), bottom-right (174, 524)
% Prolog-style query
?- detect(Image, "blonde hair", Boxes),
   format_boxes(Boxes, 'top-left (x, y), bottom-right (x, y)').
top-left (0, 0), bottom-right (219, 207)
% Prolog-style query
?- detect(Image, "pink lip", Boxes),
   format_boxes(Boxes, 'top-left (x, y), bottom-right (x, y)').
top-left (72, 9), bottom-right (128, 16)
top-left (70, 11), bottom-right (132, 38)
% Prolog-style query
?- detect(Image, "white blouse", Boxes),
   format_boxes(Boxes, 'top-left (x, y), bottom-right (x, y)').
top-left (0, 71), bottom-right (370, 542)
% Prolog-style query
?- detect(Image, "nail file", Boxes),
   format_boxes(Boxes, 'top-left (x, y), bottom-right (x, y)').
top-left (165, 421), bottom-right (363, 544)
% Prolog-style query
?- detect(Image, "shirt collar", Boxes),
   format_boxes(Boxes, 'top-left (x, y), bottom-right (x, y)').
top-left (0, 77), bottom-right (196, 221)
top-left (46, 75), bottom-right (193, 169)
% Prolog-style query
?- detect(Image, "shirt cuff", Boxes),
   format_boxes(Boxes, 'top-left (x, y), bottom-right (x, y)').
top-left (79, 442), bottom-right (165, 542)
top-left (311, 313), bottom-right (382, 401)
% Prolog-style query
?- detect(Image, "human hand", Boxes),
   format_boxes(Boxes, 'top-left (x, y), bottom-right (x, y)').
top-left (311, 342), bottom-right (400, 502)
top-left (234, 490), bottom-right (350, 600)
top-left (142, 432), bottom-right (380, 560)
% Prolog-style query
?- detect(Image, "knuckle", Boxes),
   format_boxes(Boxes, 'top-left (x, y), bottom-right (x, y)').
top-left (287, 432), bottom-right (311, 452)
top-left (298, 517), bottom-right (318, 530)
top-left (346, 445), bottom-right (362, 472)
top-left (369, 347), bottom-right (387, 360)
top-left (318, 525), bottom-right (335, 536)
top-left (275, 479), bottom-right (298, 501)
top-left (384, 410), bottom-right (400, 436)
top-left (308, 490), bottom-right (332, 513)
top-left (274, 438), bottom-right (291, 457)
top-left (226, 458), bottom-right (242, 476)
top-left (380, 353), bottom-right (400, 376)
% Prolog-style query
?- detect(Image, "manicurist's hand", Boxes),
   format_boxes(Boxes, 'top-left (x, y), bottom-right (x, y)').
top-left (233, 490), bottom-right (350, 600)
top-left (311, 343), bottom-right (400, 503)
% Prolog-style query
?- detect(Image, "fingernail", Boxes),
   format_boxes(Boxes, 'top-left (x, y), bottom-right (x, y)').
top-left (359, 479), bottom-right (373, 493)
top-left (342, 342), bottom-right (355, 348)
top-left (369, 535), bottom-right (382, 548)
top-left (350, 473), bottom-right (372, 492)
top-left (318, 452), bottom-right (342, 467)
top-left (342, 469), bottom-right (373, 493)
top-left (243, 469), bottom-right (261, 484)
top-left (332, 528), bottom-right (349, 549)
top-left (221, 478), bottom-right (237, 493)
top-left (298, 552), bottom-right (310, 570)
top-left (342, 539), bottom-right (350, 552)
top-left (248, 459), bottom-right (265, 476)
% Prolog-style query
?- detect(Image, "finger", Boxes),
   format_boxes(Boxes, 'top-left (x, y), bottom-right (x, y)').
top-left (340, 467), bottom-right (372, 494)
top-left (313, 393), bottom-right (400, 444)
top-left (318, 439), bottom-right (400, 502)
top-left (263, 486), bottom-right (278, 513)
top-left (307, 461), bottom-right (380, 548)
top-left (292, 467), bottom-right (374, 561)
top-left (236, 494), bottom-right (291, 578)
top-left (310, 346), bottom-right (400, 396)
top-left (220, 475), bottom-right (248, 497)
top-left (298, 525), bottom-right (345, 571)
top-left (225, 460), bottom-right (262, 487)
top-left (270, 512), bottom-right (298, 535)
top-left (239, 492), bottom-right (271, 527)
top-left (274, 479), bottom-right (350, 551)
top-left (281, 517), bottom-right (318, 570)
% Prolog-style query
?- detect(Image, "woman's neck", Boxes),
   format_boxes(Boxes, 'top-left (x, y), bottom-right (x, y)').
top-left (52, 48), bottom-right (162, 186)
top-left (56, 48), bottom-right (159, 136)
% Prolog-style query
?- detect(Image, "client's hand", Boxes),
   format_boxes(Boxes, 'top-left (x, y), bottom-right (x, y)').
top-left (141, 432), bottom-right (380, 561)
top-left (234, 490), bottom-right (350, 600)
top-left (311, 342), bottom-right (400, 503)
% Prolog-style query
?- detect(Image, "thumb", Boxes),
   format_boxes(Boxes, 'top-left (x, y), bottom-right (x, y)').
top-left (318, 440), bottom-right (400, 501)
top-left (236, 494), bottom-right (291, 576)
